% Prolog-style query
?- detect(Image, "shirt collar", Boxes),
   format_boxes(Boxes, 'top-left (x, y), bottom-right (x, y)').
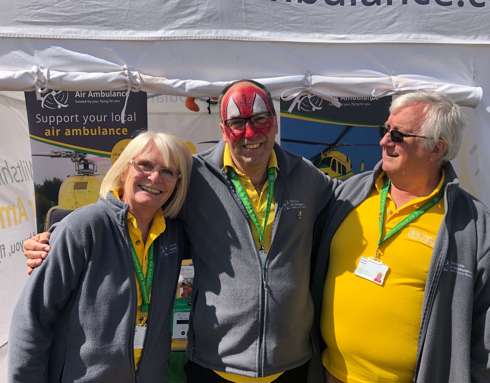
top-left (374, 171), bottom-right (446, 199)
top-left (111, 188), bottom-right (166, 236)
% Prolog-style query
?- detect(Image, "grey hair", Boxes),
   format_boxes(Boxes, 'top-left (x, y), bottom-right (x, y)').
top-left (99, 131), bottom-right (192, 218)
top-left (390, 91), bottom-right (465, 161)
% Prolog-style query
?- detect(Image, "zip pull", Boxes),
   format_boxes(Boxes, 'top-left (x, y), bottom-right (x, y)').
top-left (261, 262), bottom-right (270, 293)
top-left (263, 280), bottom-right (271, 293)
top-left (258, 248), bottom-right (267, 267)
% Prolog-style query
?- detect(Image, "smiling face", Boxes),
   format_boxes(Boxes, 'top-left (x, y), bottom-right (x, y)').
top-left (220, 82), bottom-right (277, 175)
top-left (381, 102), bottom-right (444, 183)
top-left (121, 140), bottom-right (179, 219)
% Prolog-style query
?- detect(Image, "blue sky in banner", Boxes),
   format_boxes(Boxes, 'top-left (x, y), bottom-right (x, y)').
top-left (281, 117), bottom-right (380, 178)
top-left (281, 117), bottom-right (382, 176)
top-left (280, 96), bottom-right (390, 179)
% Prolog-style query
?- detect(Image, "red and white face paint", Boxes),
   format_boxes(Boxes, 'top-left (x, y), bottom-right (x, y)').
top-left (220, 83), bottom-right (275, 144)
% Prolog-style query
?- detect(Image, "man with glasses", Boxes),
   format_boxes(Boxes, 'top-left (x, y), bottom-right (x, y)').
top-left (311, 91), bottom-right (490, 383)
top-left (24, 79), bottom-right (338, 383)
top-left (180, 79), bottom-right (337, 383)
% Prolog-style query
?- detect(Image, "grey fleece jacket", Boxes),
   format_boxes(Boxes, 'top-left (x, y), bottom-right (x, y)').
top-left (181, 142), bottom-right (338, 377)
top-left (311, 162), bottom-right (490, 383)
top-left (8, 193), bottom-right (185, 383)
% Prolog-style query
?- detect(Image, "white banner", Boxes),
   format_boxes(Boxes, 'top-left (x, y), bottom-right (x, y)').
top-left (0, 0), bottom-right (488, 44)
top-left (0, 93), bottom-right (35, 346)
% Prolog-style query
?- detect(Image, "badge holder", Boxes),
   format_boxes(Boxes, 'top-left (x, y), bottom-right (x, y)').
top-left (134, 324), bottom-right (147, 349)
top-left (354, 255), bottom-right (389, 286)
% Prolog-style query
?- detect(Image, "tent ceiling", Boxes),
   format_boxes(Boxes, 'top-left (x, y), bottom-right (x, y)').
top-left (0, 1), bottom-right (487, 106)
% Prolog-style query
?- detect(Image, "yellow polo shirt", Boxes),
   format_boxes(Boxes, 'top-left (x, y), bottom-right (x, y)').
top-left (321, 173), bottom-right (445, 383)
top-left (214, 145), bottom-right (281, 383)
top-left (113, 190), bottom-right (166, 368)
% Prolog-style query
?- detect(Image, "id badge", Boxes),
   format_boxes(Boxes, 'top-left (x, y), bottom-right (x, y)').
top-left (354, 256), bottom-right (389, 286)
top-left (134, 325), bottom-right (147, 349)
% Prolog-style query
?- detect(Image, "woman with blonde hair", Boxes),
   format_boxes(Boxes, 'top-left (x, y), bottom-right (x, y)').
top-left (9, 131), bottom-right (192, 383)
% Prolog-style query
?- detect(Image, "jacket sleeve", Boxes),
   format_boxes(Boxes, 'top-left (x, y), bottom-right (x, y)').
top-left (8, 223), bottom-right (89, 383)
top-left (472, 248), bottom-right (490, 382)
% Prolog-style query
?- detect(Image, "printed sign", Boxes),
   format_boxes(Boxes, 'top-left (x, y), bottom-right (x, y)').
top-left (171, 260), bottom-right (194, 351)
top-left (25, 90), bottom-right (147, 230)
top-left (25, 90), bottom-right (147, 156)
top-left (280, 95), bottom-right (391, 179)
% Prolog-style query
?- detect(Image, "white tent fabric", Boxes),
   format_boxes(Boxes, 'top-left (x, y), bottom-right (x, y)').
top-left (0, 0), bottom-right (489, 43)
top-left (0, 64), bottom-right (483, 108)
top-left (0, 1), bottom-right (488, 103)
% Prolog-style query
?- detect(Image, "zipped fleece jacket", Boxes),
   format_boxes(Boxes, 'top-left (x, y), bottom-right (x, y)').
top-left (181, 142), bottom-right (337, 377)
top-left (311, 162), bottom-right (490, 383)
top-left (8, 194), bottom-right (184, 383)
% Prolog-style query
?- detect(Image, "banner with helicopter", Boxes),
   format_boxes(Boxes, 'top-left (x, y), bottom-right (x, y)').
top-left (25, 89), bottom-right (148, 231)
top-left (280, 94), bottom-right (391, 178)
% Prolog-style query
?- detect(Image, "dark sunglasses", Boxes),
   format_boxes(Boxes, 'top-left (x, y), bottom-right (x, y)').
top-left (380, 126), bottom-right (429, 143)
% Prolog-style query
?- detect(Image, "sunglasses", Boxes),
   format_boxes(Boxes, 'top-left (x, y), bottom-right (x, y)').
top-left (380, 126), bottom-right (429, 143)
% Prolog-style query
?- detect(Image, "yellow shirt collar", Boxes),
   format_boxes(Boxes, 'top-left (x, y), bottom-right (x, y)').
top-left (111, 189), bottom-right (166, 240)
top-left (374, 171), bottom-right (446, 203)
top-left (223, 143), bottom-right (278, 176)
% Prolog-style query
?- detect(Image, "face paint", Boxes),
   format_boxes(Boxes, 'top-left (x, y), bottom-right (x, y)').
top-left (221, 83), bottom-right (274, 144)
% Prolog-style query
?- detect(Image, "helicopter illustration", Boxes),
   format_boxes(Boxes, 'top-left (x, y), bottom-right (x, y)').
top-left (33, 150), bottom-right (103, 210)
top-left (313, 149), bottom-right (355, 180)
top-left (283, 125), bottom-right (379, 180)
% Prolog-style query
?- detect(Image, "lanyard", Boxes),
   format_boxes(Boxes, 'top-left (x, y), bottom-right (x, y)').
top-left (377, 178), bottom-right (443, 257)
top-left (130, 243), bottom-right (154, 313)
top-left (228, 167), bottom-right (277, 249)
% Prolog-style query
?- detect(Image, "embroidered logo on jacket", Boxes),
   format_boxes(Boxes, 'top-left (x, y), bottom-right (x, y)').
top-left (161, 243), bottom-right (178, 257)
top-left (443, 260), bottom-right (473, 279)
top-left (283, 200), bottom-right (306, 210)
top-left (283, 200), bottom-right (306, 220)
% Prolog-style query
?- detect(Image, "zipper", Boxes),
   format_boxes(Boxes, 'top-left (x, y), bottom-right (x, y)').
top-left (257, 192), bottom-right (281, 375)
top-left (413, 187), bottom-right (452, 381)
top-left (258, 257), bottom-right (269, 376)
top-left (221, 167), bottom-right (271, 376)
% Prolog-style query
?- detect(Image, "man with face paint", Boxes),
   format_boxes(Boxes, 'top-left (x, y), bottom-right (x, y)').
top-left (23, 80), bottom-right (338, 383)
top-left (180, 80), bottom-right (337, 383)
top-left (218, 81), bottom-right (278, 188)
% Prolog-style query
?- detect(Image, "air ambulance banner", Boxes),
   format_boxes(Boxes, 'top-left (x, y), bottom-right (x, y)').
top-left (25, 90), bottom-right (147, 155)
top-left (24, 90), bottom-right (147, 231)
top-left (280, 95), bottom-right (391, 180)
top-left (1, 0), bottom-right (488, 44)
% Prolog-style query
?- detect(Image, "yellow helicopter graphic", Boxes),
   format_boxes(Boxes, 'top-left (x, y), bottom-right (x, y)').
top-left (314, 149), bottom-right (355, 180)
top-left (33, 150), bottom-right (103, 210)
top-left (282, 125), bottom-right (375, 180)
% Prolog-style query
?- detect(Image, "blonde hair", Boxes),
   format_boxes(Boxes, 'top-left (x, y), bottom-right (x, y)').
top-left (100, 131), bottom-right (192, 218)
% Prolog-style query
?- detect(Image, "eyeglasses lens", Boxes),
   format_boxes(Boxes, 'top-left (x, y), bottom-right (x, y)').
top-left (381, 127), bottom-right (404, 143)
top-left (132, 161), bottom-right (179, 180)
top-left (226, 113), bottom-right (271, 130)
